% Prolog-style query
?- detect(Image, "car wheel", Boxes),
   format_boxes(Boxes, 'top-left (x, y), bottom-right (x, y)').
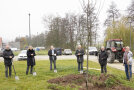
top-left (119, 59), bottom-right (123, 63)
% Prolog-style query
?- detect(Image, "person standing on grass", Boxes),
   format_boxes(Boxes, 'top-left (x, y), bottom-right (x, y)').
top-left (98, 46), bottom-right (108, 74)
top-left (26, 46), bottom-right (36, 75)
top-left (3, 45), bottom-right (14, 78)
top-left (48, 45), bottom-right (57, 72)
top-left (75, 45), bottom-right (85, 73)
top-left (123, 46), bottom-right (133, 80)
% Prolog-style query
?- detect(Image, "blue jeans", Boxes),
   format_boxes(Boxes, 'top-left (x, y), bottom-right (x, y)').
top-left (125, 64), bottom-right (132, 80)
top-left (77, 62), bottom-right (83, 71)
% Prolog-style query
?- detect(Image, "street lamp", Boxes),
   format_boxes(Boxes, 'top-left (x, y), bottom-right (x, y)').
top-left (37, 32), bottom-right (38, 47)
top-left (28, 13), bottom-right (31, 45)
top-left (127, 17), bottom-right (132, 49)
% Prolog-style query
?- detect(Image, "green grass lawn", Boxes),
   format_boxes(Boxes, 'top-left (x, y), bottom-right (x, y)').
top-left (13, 50), bottom-right (48, 56)
top-left (0, 60), bottom-right (134, 90)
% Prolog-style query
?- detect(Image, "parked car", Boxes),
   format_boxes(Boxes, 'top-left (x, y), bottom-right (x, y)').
top-left (55, 48), bottom-right (62, 56)
top-left (0, 50), bottom-right (3, 57)
top-left (18, 50), bottom-right (27, 60)
top-left (63, 49), bottom-right (72, 55)
top-left (88, 47), bottom-right (98, 56)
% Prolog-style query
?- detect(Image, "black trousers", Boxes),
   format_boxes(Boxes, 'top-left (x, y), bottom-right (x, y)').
top-left (101, 64), bottom-right (107, 73)
top-left (78, 62), bottom-right (83, 71)
top-left (26, 65), bottom-right (33, 75)
top-left (50, 60), bottom-right (56, 70)
top-left (5, 65), bottom-right (12, 77)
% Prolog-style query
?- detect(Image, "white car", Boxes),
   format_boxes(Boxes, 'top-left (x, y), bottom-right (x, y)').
top-left (88, 47), bottom-right (98, 56)
top-left (63, 49), bottom-right (72, 55)
top-left (18, 50), bottom-right (27, 60)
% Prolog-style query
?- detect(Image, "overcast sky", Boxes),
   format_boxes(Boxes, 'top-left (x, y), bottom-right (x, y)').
top-left (0, 0), bottom-right (132, 42)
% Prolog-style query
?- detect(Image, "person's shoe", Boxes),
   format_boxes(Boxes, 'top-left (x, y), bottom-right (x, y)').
top-left (80, 70), bottom-right (83, 74)
top-left (26, 72), bottom-right (28, 75)
top-left (54, 69), bottom-right (57, 73)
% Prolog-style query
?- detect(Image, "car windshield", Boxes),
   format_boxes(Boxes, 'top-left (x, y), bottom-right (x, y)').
top-left (115, 41), bottom-right (123, 47)
top-left (89, 47), bottom-right (97, 50)
top-left (65, 49), bottom-right (71, 51)
top-left (21, 50), bottom-right (27, 54)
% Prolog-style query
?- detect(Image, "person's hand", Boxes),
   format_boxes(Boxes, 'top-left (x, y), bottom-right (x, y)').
top-left (31, 54), bottom-right (33, 56)
top-left (9, 56), bottom-right (12, 58)
top-left (78, 53), bottom-right (80, 55)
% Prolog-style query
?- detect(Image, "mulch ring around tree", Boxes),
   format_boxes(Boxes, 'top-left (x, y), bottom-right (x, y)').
top-left (48, 73), bottom-right (133, 90)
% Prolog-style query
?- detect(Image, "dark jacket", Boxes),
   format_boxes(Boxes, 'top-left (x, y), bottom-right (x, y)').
top-left (75, 49), bottom-right (85, 63)
top-left (48, 49), bottom-right (57, 61)
top-left (98, 50), bottom-right (108, 65)
top-left (3, 49), bottom-right (14, 66)
top-left (27, 49), bottom-right (36, 66)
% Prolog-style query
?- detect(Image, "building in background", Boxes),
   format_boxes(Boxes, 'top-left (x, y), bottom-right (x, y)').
top-left (9, 42), bottom-right (20, 51)
top-left (0, 37), bottom-right (2, 49)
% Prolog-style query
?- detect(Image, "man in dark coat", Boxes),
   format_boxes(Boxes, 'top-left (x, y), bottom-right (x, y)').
top-left (98, 46), bottom-right (108, 73)
top-left (3, 45), bottom-right (14, 77)
top-left (26, 46), bottom-right (36, 75)
top-left (48, 45), bottom-right (57, 71)
top-left (75, 45), bottom-right (85, 72)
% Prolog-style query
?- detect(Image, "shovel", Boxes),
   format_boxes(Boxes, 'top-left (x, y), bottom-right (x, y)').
top-left (128, 64), bottom-right (130, 81)
top-left (33, 67), bottom-right (37, 76)
top-left (80, 70), bottom-right (83, 74)
top-left (12, 64), bottom-right (19, 80)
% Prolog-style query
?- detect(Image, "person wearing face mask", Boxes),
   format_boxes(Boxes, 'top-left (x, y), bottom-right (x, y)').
top-left (48, 45), bottom-right (57, 71)
top-left (123, 46), bottom-right (133, 80)
top-left (26, 46), bottom-right (36, 75)
top-left (75, 45), bottom-right (85, 73)
top-left (98, 46), bottom-right (108, 74)
top-left (3, 45), bottom-right (14, 78)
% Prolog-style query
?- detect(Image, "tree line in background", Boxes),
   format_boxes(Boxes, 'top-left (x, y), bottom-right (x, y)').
top-left (13, 9), bottom-right (99, 50)
top-left (14, 33), bottom-right (46, 50)
top-left (43, 12), bottom-right (99, 50)
top-left (104, 0), bottom-right (134, 51)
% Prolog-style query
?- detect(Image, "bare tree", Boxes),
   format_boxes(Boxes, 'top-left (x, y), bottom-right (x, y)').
top-left (104, 1), bottom-right (120, 27)
top-left (80, 0), bottom-right (99, 89)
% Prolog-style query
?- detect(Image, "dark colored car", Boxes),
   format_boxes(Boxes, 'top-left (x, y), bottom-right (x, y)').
top-left (0, 49), bottom-right (4, 57)
top-left (55, 48), bottom-right (62, 56)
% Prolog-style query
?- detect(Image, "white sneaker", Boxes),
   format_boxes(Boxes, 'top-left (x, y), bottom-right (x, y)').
top-left (33, 72), bottom-right (37, 76)
top-left (54, 70), bottom-right (57, 73)
top-left (80, 70), bottom-right (83, 74)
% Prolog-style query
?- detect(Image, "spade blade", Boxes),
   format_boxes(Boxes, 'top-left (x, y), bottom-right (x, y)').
top-left (33, 72), bottom-right (37, 76)
top-left (15, 76), bottom-right (19, 80)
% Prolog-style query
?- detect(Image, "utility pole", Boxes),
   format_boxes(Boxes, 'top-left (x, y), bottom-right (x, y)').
top-left (37, 32), bottom-right (38, 47)
top-left (130, 22), bottom-right (131, 49)
top-left (28, 13), bottom-right (31, 46)
top-left (128, 17), bottom-right (132, 49)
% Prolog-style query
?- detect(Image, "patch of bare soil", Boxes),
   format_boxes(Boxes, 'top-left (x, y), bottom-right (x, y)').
top-left (48, 73), bottom-right (133, 90)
